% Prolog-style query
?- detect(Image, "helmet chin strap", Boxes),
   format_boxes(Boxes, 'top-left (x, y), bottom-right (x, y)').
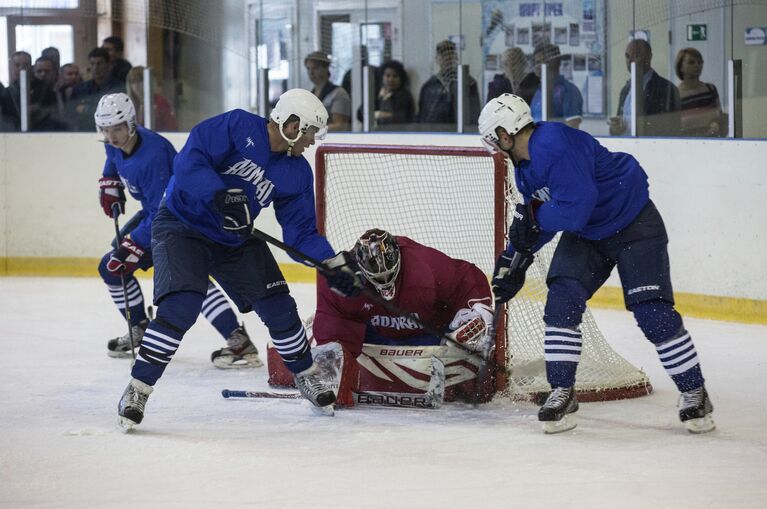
top-left (503, 132), bottom-right (518, 166)
top-left (279, 123), bottom-right (304, 157)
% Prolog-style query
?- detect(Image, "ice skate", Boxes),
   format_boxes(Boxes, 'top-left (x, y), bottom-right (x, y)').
top-left (210, 325), bottom-right (263, 369)
top-left (538, 387), bottom-right (579, 434)
top-left (679, 385), bottom-right (715, 434)
top-left (117, 378), bottom-right (153, 431)
top-left (294, 362), bottom-right (336, 416)
top-left (107, 319), bottom-right (149, 358)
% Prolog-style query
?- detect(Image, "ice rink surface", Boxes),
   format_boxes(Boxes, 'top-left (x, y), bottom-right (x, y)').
top-left (1, 277), bottom-right (765, 509)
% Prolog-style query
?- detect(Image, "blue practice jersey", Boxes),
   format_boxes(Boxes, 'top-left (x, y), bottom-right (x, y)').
top-left (102, 125), bottom-right (176, 249)
top-left (515, 122), bottom-right (649, 241)
top-left (166, 109), bottom-right (334, 260)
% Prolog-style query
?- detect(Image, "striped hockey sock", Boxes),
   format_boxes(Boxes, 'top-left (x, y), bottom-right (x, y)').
top-left (655, 330), bottom-right (705, 392)
top-left (270, 319), bottom-right (312, 374)
top-left (201, 283), bottom-right (239, 338)
top-left (544, 326), bottom-right (583, 388)
top-left (107, 277), bottom-right (147, 325)
top-left (133, 320), bottom-right (184, 385)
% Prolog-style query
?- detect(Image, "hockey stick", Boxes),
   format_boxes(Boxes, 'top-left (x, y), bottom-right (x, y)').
top-left (223, 357), bottom-right (445, 409)
top-left (250, 228), bottom-right (485, 363)
top-left (470, 298), bottom-right (504, 407)
top-left (112, 204), bottom-right (136, 360)
top-left (222, 390), bottom-right (443, 409)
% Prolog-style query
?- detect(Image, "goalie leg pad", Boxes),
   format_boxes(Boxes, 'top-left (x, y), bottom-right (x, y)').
top-left (358, 343), bottom-right (497, 403)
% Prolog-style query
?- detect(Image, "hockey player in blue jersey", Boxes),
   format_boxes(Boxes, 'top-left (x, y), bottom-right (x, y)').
top-left (479, 94), bottom-right (714, 434)
top-left (95, 93), bottom-right (263, 369)
top-left (116, 88), bottom-right (360, 429)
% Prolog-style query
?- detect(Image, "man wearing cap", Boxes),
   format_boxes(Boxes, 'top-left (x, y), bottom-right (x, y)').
top-left (529, 41), bottom-right (583, 129)
top-left (304, 50), bottom-right (351, 131)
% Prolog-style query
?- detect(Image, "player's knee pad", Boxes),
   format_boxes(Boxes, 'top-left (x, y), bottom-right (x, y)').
top-left (629, 299), bottom-right (684, 345)
top-left (97, 252), bottom-right (121, 284)
top-left (251, 292), bottom-right (300, 333)
top-left (155, 291), bottom-right (205, 332)
top-left (544, 277), bottom-right (589, 329)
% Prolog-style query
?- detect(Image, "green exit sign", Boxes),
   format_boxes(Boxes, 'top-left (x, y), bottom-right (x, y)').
top-left (687, 24), bottom-right (708, 41)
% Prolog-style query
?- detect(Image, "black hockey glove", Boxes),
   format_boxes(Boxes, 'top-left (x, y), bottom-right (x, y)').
top-left (508, 203), bottom-right (540, 253)
top-left (492, 251), bottom-right (534, 304)
top-left (322, 251), bottom-right (363, 297)
top-left (214, 188), bottom-right (252, 238)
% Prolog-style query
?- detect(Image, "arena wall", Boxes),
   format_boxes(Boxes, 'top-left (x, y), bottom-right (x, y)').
top-left (1, 132), bottom-right (765, 322)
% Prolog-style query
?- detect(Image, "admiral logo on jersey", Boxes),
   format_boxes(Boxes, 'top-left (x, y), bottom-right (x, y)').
top-left (223, 158), bottom-right (275, 206)
top-left (370, 314), bottom-right (422, 331)
top-left (532, 187), bottom-right (551, 202)
top-left (119, 175), bottom-right (140, 195)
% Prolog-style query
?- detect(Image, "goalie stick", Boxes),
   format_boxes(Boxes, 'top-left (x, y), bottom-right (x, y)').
top-left (249, 228), bottom-right (486, 364)
top-left (223, 356), bottom-right (446, 409)
top-left (470, 298), bottom-right (504, 406)
top-left (112, 204), bottom-right (137, 360)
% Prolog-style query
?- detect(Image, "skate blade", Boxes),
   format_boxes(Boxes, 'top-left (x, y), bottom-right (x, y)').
top-left (309, 404), bottom-right (335, 417)
top-left (108, 350), bottom-right (133, 359)
top-left (117, 416), bottom-right (138, 433)
top-left (212, 354), bottom-right (264, 369)
top-left (685, 414), bottom-right (716, 434)
top-left (542, 414), bottom-right (577, 434)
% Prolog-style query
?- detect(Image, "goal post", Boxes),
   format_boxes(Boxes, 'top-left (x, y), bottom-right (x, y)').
top-left (315, 143), bottom-right (652, 402)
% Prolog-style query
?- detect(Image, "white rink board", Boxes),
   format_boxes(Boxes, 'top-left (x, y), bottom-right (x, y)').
top-left (0, 132), bottom-right (765, 300)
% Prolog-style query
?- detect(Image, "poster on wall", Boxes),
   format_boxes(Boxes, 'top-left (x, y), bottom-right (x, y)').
top-left (481, 0), bottom-right (605, 115)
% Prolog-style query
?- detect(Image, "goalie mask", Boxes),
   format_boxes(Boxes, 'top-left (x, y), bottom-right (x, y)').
top-left (478, 93), bottom-right (532, 154)
top-left (353, 229), bottom-right (401, 301)
top-left (270, 88), bottom-right (328, 155)
top-left (95, 93), bottom-right (137, 137)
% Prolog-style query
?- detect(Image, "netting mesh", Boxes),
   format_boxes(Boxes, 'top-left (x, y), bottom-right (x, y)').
top-left (501, 173), bottom-right (651, 401)
top-left (318, 145), bottom-right (651, 401)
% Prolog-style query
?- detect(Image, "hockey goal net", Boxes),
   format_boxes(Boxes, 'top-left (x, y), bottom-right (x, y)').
top-left (315, 144), bottom-right (651, 402)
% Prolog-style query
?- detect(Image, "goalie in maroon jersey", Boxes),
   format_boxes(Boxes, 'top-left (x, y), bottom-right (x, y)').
top-left (267, 228), bottom-right (498, 405)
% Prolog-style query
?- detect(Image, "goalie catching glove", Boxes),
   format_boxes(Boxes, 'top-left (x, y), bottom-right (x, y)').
top-left (99, 177), bottom-right (126, 217)
top-left (107, 238), bottom-right (145, 274)
top-left (213, 188), bottom-right (252, 238)
top-left (322, 251), bottom-right (363, 297)
top-left (448, 303), bottom-right (494, 353)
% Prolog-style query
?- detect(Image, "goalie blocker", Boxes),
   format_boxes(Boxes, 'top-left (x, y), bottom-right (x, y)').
top-left (267, 339), bottom-right (497, 406)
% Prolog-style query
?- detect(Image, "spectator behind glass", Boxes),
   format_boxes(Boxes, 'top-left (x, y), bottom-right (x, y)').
top-left (56, 63), bottom-right (82, 103)
top-left (487, 47), bottom-right (530, 102)
top-left (529, 41), bottom-right (583, 129)
top-left (608, 39), bottom-right (680, 137)
top-left (304, 50), bottom-right (351, 132)
top-left (1, 51), bottom-right (32, 130)
top-left (41, 47), bottom-right (60, 78)
top-left (102, 35), bottom-right (132, 84)
top-left (417, 40), bottom-right (481, 128)
top-left (372, 60), bottom-right (414, 126)
top-left (68, 47), bottom-right (124, 131)
top-left (126, 66), bottom-right (177, 131)
top-left (675, 48), bottom-right (723, 137)
top-left (30, 56), bottom-right (66, 131)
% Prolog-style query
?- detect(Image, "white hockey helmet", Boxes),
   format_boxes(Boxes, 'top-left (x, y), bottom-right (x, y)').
top-left (353, 229), bottom-right (401, 301)
top-left (270, 88), bottom-right (328, 147)
top-left (95, 93), bottom-right (137, 135)
top-left (478, 93), bottom-right (533, 153)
